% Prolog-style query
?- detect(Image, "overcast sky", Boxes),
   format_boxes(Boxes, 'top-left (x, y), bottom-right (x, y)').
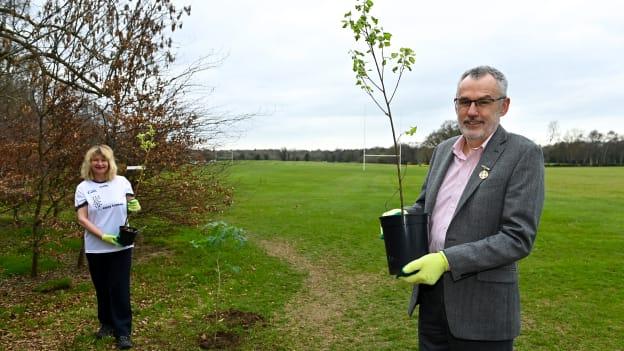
top-left (170, 0), bottom-right (623, 150)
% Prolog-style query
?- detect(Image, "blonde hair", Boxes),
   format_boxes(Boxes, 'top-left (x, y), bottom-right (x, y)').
top-left (80, 145), bottom-right (118, 181)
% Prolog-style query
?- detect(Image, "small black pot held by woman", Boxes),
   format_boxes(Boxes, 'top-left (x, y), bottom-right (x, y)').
top-left (118, 225), bottom-right (139, 246)
top-left (379, 212), bottom-right (428, 275)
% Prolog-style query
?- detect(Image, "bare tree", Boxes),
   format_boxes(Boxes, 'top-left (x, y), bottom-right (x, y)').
top-left (547, 120), bottom-right (560, 145)
top-left (1, 0), bottom-right (245, 276)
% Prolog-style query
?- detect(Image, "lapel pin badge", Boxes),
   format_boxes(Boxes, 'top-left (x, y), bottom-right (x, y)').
top-left (478, 165), bottom-right (490, 180)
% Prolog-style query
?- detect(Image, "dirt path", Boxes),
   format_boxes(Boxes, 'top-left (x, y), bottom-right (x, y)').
top-left (256, 238), bottom-right (383, 350)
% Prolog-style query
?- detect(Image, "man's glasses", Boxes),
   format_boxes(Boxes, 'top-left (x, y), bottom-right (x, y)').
top-left (454, 96), bottom-right (506, 110)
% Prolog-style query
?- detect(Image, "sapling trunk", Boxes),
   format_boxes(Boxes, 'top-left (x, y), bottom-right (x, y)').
top-left (214, 256), bottom-right (221, 343)
top-left (388, 114), bottom-right (405, 220)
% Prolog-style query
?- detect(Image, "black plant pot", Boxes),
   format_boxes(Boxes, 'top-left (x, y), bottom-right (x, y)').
top-left (118, 225), bottom-right (139, 246)
top-left (379, 212), bottom-right (428, 275)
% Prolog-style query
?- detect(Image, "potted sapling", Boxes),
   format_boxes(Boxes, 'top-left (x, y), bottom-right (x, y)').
top-left (118, 125), bottom-right (157, 246)
top-left (343, 0), bottom-right (427, 275)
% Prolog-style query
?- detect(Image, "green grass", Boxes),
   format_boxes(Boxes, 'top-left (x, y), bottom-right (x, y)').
top-left (0, 252), bottom-right (60, 277)
top-left (223, 161), bottom-right (427, 270)
top-left (517, 167), bottom-right (624, 350)
top-left (1, 162), bottom-right (623, 350)
top-left (221, 162), bottom-right (624, 350)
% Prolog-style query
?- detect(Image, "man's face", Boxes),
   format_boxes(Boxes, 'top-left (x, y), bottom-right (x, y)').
top-left (455, 74), bottom-right (510, 148)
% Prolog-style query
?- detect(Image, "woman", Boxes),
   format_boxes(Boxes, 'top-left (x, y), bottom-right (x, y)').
top-left (75, 145), bottom-right (141, 350)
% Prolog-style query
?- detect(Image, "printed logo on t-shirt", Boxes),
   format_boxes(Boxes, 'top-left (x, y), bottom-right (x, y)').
top-left (92, 194), bottom-right (103, 210)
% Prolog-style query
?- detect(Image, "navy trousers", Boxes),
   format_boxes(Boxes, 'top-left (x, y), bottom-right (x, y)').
top-left (87, 248), bottom-right (133, 338)
top-left (418, 279), bottom-right (513, 351)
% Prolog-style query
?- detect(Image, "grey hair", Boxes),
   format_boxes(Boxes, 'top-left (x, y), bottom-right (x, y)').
top-left (458, 65), bottom-right (508, 96)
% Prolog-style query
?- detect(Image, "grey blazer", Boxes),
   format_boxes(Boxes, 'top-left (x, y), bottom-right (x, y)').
top-left (407, 126), bottom-right (545, 341)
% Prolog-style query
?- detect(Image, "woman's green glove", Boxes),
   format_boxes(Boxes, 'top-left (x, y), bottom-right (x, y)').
top-left (398, 252), bottom-right (449, 285)
top-left (127, 199), bottom-right (141, 212)
top-left (101, 234), bottom-right (121, 246)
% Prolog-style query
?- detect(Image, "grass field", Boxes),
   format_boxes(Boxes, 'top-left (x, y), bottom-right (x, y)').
top-left (1, 161), bottom-right (623, 350)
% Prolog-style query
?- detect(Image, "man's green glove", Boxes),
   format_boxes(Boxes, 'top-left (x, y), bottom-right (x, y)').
top-left (398, 252), bottom-right (449, 285)
top-left (101, 234), bottom-right (121, 246)
top-left (127, 199), bottom-right (141, 213)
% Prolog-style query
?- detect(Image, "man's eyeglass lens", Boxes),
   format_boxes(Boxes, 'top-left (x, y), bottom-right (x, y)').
top-left (454, 97), bottom-right (505, 109)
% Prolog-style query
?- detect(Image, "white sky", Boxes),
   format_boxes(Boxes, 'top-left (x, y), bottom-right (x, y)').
top-left (171, 0), bottom-right (624, 150)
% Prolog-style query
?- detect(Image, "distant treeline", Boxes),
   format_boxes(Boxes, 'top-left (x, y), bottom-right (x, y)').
top-left (199, 125), bottom-right (624, 166)
top-left (200, 139), bottom-right (624, 166)
top-left (543, 144), bottom-right (623, 166)
top-left (202, 146), bottom-right (433, 164)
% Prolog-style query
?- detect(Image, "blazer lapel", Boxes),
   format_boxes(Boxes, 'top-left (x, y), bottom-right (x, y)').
top-left (453, 127), bottom-right (508, 216)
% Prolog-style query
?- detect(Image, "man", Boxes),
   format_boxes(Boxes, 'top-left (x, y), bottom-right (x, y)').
top-left (400, 65), bottom-right (545, 350)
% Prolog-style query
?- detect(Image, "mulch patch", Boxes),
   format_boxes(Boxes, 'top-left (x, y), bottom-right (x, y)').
top-left (206, 309), bottom-right (266, 329)
top-left (198, 309), bottom-right (266, 349)
top-left (199, 330), bottom-right (240, 350)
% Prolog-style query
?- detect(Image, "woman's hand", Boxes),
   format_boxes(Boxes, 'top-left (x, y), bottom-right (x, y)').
top-left (127, 199), bottom-right (141, 212)
top-left (101, 234), bottom-right (121, 246)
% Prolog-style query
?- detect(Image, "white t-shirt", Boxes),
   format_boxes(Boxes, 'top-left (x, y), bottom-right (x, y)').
top-left (75, 175), bottom-right (134, 253)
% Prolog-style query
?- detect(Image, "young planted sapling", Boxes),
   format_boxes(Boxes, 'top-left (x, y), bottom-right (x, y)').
top-left (190, 221), bottom-right (247, 343)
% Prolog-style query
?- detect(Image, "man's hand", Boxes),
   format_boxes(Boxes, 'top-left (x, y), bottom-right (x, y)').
top-left (101, 234), bottom-right (121, 246)
top-left (127, 199), bottom-right (141, 213)
top-left (398, 252), bottom-right (449, 285)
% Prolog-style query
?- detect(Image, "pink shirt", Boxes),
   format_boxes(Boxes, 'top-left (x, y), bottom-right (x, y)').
top-left (429, 134), bottom-right (493, 252)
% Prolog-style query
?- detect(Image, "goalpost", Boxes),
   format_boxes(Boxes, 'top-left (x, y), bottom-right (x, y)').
top-left (362, 145), bottom-right (402, 171)
top-left (212, 149), bottom-right (234, 162)
top-left (362, 113), bottom-right (402, 171)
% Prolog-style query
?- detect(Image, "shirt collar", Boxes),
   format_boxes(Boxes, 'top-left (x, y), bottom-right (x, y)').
top-left (452, 127), bottom-right (497, 158)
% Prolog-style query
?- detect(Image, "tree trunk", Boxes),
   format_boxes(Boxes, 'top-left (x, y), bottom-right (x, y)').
top-left (12, 206), bottom-right (21, 227)
top-left (77, 236), bottom-right (86, 268)
top-left (30, 171), bottom-right (46, 278)
top-left (30, 220), bottom-right (42, 277)
top-left (53, 202), bottom-right (61, 218)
